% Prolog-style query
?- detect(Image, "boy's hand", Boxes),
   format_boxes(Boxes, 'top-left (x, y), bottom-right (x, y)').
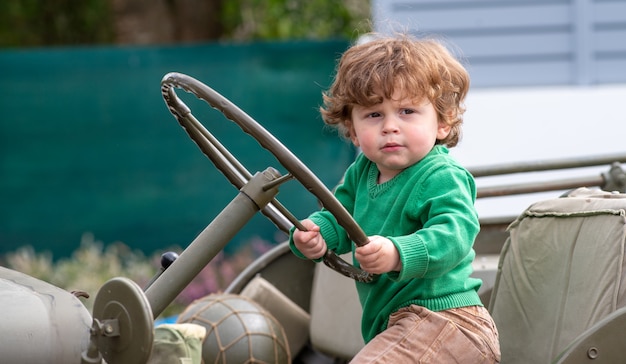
top-left (292, 219), bottom-right (327, 260)
top-left (355, 236), bottom-right (402, 274)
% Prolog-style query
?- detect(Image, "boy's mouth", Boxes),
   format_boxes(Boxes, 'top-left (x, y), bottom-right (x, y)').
top-left (381, 142), bottom-right (402, 151)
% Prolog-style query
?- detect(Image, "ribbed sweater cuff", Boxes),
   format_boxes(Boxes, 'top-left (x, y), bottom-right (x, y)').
top-left (310, 215), bottom-right (340, 249)
top-left (389, 235), bottom-right (429, 280)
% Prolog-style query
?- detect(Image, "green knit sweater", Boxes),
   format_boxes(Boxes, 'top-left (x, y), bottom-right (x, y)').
top-left (289, 145), bottom-right (483, 343)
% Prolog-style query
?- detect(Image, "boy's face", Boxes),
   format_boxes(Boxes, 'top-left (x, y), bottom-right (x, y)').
top-left (350, 92), bottom-right (450, 184)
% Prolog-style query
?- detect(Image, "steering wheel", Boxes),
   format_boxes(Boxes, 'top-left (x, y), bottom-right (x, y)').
top-left (160, 72), bottom-right (376, 283)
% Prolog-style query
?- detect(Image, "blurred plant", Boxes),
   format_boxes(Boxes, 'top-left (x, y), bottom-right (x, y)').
top-left (1, 232), bottom-right (274, 318)
top-left (222, 0), bottom-right (371, 41)
top-left (177, 236), bottom-right (272, 304)
top-left (0, 0), bottom-right (114, 47)
top-left (0, 0), bottom-right (370, 47)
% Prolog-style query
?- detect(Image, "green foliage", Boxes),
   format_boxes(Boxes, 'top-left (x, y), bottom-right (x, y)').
top-left (1, 233), bottom-right (273, 318)
top-left (222, 0), bottom-right (371, 41)
top-left (0, 0), bottom-right (114, 47)
top-left (0, 0), bottom-right (370, 47)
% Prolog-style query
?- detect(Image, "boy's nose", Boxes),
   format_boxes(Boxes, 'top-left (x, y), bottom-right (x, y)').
top-left (382, 117), bottom-right (400, 134)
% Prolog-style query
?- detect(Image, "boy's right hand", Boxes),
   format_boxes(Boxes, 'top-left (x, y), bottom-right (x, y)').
top-left (292, 219), bottom-right (327, 260)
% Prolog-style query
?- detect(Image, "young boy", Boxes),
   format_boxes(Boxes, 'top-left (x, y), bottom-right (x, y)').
top-left (290, 34), bottom-right (501, 363)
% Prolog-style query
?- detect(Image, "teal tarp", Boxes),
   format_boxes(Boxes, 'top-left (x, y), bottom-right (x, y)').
top-left (0, 41), bottom-right (354, 257)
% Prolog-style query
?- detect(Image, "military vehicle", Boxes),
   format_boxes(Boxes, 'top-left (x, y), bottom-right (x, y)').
top-left (2, 73), bottom-right (626, 363)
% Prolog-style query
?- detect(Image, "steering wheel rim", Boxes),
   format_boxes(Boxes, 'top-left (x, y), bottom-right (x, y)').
top-left (160, 72), bottom-right (376, 283)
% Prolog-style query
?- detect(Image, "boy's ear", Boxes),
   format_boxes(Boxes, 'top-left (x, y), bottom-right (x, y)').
top-left (437, 121), bottom-right (452, 140)
top-left (350, 133), bottom-right (360, 147)
top-left (347, 122), bottom-right (360, 146)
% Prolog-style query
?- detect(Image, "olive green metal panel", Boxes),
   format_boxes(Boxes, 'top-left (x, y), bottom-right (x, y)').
top-left (0, 266), bottom-right (92, 362)
top-left (554, 307), bottom-right (626, 363)
top-left (0, 41), bottom-right (354, 257)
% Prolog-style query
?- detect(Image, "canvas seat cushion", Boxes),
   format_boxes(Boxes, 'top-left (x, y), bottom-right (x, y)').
top-left (489, 188), bottom-right (626, 363)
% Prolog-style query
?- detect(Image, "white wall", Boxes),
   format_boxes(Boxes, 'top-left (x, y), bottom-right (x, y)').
top-left (449, 84), bottom-right (626, 218)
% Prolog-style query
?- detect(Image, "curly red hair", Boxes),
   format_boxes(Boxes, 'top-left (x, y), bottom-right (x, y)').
top-left (320, 33), bottom-right (469, 148)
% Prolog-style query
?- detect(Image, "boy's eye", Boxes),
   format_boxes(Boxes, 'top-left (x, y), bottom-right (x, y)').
top-left (367, 112), bottom-right (381, 118)
top-left (401, 108), bottom-right (415, 115)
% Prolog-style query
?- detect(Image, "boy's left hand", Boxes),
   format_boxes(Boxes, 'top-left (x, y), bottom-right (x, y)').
top-left (355, 236), bottom-right (402, 274)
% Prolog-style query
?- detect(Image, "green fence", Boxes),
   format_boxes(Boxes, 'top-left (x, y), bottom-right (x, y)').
top-left (0, 40), bottom-right (355, 258)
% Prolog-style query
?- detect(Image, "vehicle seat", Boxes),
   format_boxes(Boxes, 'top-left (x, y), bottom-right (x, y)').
top-left (489, 187), bottom-right (626, 363)
top-left (309, 253), bottom-right (365, 359)
top-left (308, 252), bottom-right (499, 360)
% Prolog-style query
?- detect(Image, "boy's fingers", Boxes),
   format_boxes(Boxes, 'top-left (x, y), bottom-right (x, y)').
top-left (357, 240), bottom-right (379, 255)
top-left (297, 219), bottom-right (319, 232)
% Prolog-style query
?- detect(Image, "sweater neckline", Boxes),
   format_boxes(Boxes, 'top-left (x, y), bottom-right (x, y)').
top-left (367, 163), bottom-right (401, 198)
top-left (365, 145), bottom-right (448, 198)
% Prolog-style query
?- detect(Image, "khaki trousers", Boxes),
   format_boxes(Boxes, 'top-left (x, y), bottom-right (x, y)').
top-left (350, 305), bottom-right (501, 363)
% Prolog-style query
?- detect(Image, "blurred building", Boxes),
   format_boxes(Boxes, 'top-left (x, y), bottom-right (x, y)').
top-left (373, 0), bottom-right (626, 87)
top-left (372, 0), bottom-right (626, 217)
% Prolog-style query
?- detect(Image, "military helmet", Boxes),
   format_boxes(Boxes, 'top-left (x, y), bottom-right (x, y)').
top-left (177, 293), bottom-right (290, 363)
